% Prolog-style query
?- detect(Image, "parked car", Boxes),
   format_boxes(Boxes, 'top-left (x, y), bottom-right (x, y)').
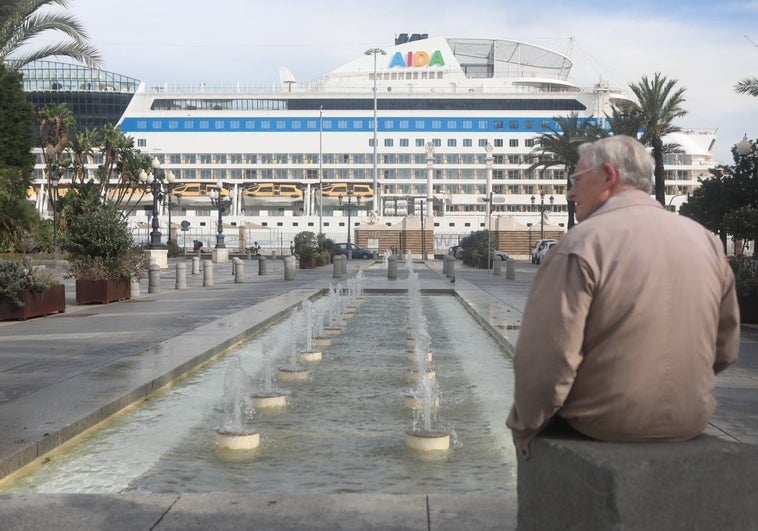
top-left (333, 242), bottom-right (373, 259)
top-left (531, 239), bottom-right (557, 264)
top-left (535, 241), bottom-right (558, 264)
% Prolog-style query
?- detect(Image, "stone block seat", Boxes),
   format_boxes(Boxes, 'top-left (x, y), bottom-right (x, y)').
top-left (517, 432), bottom-right (758, 530)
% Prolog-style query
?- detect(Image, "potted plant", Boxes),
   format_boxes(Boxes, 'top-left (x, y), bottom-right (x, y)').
top-left (61, 202), bottom-right (146, 304)
top-left (729, 256), bottom-right (758, 323)
top-left (293, 231), bottom-right (320, 269)
top-left (0, 258), bottom-right (65, 320)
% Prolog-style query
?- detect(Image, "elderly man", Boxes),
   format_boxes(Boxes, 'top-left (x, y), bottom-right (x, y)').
top-left (506, 135), bottom-right (740, 458)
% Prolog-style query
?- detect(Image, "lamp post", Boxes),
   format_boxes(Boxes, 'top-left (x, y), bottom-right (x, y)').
top-left (319, 105), bottom-right (324, 234)
top-left (338, 189), bottom-right (360, 259)
top-left (209, 181), bottom-right (232, 248)
top-left (531, 191), bottom-right (555, 240)
top-left (364, 47), bottom-right (386, 213)
top-left (527, 222), bottom-right (533, 258)
top-left (164, 171), bottom-right (176, 245)
top-left (138, 157), bottom-right (169, 249)
top-left (737, 134), bottom-right (752, 156)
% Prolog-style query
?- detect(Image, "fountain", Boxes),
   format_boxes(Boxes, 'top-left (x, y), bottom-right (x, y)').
top-left (1, 290), bottom-right (516, 495)
top-left (299, 300), bottom-right (322, 362)
top-left (404, 271), bottom-right (450, 451)
top-left (382, 248), bottom-right (392, 269)
top-left (252, 350), bottom-right (287, 408)
top-left (215, 357), bottom-right (260, 450)
top-left (278, 330), bottom-right (309, 382)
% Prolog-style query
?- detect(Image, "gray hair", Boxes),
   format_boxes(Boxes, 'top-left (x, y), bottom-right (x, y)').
top-left (577, 135), bottom-right (654, 194)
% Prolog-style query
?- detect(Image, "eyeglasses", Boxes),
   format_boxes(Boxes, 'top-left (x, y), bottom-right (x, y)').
top-left (569, 165), bottom-right (601, 186)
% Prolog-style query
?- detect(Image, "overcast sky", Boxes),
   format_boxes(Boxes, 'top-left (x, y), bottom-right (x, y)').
top-left (32, 0), bottom-right (758, 162)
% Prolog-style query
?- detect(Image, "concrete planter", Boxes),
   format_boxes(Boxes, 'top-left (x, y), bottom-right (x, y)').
top-left (75, 277), bottom-right (131, 304)
top-left (0, 285), bottom-right (66, 320)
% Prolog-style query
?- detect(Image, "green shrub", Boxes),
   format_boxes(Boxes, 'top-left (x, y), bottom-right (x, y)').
top-left (0, 258), bottom-right (60, 307)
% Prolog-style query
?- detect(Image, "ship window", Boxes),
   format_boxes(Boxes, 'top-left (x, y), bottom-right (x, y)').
top-left (399, 120), bottom-right (409, 129)
top-left (215, 120), bottom-right (225, 129)
top-left (437, 72), bottom-right (443, 79)
top-left (353, 120), bottom-right (363, 128)
top-left (306, 120), bottom-right (317, 128)
top-left (323, 120), bottom-right (332, 129)
top-left (338, 120), bottom-right (348, 129)
top-left (447, 120), bottom-right (457, 129)
top-left (415, 120), bottom-right (425, 129)
top-left (137, 139), bottom-right (146, 147)
top-left (384, 139), bottom-right (393, 147)
top-left (525, 120), bottom-right (535, 129)
top-left (541, 120), bottom-right (551, 129)
top-left (416, 138), bottom-right (425, 147)
top-left (184, 120), bottom-right (194, 129)
top-left (478, 139), bottom-right (488, 147)
top-left (463, 120), bottom-right (473, 129)
top-left (525, 138), bottom-right (535, 147)
top-left (276, 120), bottom-right (286, 129)
top-left (152, 120), bottom-right (162, 130)
top-left (369, 138), bottom-right (375, 147)
top-left (509, 139), bottom-right (519, 147)
top-left (199, 120), bottom-right (209, 129)
top-left (494, 120), bottom-right (504, 129)
top-left (494, 139), bottom-right (504, 147)
top-left (261, 120), bottom-right (271, 129)
top-left (169, 120), bottom-right (179, 129)
top-left (200, 154), bottom-right (212, 164)
top-left (447, 139), bottom-right (456, 147)
top-left (170, 154), bottom-right (181, 164)
top-left (431, 120), bottom-right (442, 129)
top-left (433, 139), bottom-right (441, 147)
top-left (384, 120), bottom-right (394, 129)
top-left (400, 138), bottom-right (409, 147)
top-left (291, 120), bottom-right (301, 129)
top-left (245, 120), bottom-right (255, 129)
top-left (478, 121), bottom-right (487, 129)
top-left (509, 120), bottom-right (519, 129)
top-left (230, 120), bottom-right (240, 129)
top-left (463, 139), bottom-right (472, 147)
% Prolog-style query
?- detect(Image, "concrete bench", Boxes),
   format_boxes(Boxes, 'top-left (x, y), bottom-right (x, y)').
top-left (517, 433), bottom-right (758, 530)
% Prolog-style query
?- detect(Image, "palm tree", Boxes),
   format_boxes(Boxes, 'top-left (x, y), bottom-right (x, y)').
top-left (628, 73), bottom-right (688, 206)
top-left (0, 0), bottom-right (102, 70)
top-left (735, 77), bottom-right (758, 97)
top-left (530, 113), bottom-right (606, 228)
top-left (68, 128), bottom-right (98, 184)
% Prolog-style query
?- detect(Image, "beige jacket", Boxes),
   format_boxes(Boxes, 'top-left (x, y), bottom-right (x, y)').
top-left (506, 190), bottom-right (740, 454)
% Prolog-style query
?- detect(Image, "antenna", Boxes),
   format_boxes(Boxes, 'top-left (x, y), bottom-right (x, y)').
top-left (746, 35), bottom-right (758, 47)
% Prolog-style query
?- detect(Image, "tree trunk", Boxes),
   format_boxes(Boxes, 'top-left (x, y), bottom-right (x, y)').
top-left (653, 137), bottom-right (666, 206)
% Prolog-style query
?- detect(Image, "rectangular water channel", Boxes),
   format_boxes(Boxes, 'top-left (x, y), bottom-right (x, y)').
top-left (0, 295), bottom-right (516, 495)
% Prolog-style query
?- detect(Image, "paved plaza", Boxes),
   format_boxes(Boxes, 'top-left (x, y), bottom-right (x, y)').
top-left (0, 256), bottom-right (756, 530)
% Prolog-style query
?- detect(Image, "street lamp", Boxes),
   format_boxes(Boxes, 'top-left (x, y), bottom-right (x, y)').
top-left (338, 189), bottom-right (360, 259)
top-left (737, 134), bottom-right (752, 156)
top-left (44, 145), bottom-right (61, 252)
top-left (209, 181), bottom-right (232, 248)
top-left (365, 47), bottom-right (386, 212)
top-left (164, 171), bottom-right (176, 245)
top-left (531, 191), bottom-right (555, 240)
top-left (319, 105), bottom-right (324, 234)
top-left (138, 157), bottom-right (169, 248)
top-left (527, 222), bottom-right (533, 259)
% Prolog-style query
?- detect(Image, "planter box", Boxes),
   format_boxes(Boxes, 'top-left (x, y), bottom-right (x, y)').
top-left (0, 285), bottom-right (66, 320)
top-left (299, 256), bottom-right (319, 269)
top-left (738, 293), bottom-right (758, 324)
top-left (76, 277), bottom-right (131, 305)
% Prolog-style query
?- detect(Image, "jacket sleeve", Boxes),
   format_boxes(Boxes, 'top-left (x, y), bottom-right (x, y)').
top-left (506, 251), bottom-right (594, 455)
top-left (714, 260), bottom-right (740, 374)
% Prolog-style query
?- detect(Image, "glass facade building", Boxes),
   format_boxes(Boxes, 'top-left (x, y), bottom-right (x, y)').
top-left (19, 60), bottom-right (139, 130)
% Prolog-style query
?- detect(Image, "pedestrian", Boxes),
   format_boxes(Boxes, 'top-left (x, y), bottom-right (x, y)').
top-left (506, 135), bottom-right (740, 458)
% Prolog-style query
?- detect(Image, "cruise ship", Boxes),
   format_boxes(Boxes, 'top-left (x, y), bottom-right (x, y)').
top-left (30, 35), bottom-right (717, 252)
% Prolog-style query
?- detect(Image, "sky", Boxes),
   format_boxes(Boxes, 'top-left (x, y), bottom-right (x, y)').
top-left (30, 0), bottom-right (758, 163)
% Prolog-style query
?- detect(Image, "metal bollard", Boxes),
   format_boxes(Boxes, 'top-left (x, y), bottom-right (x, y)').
top-left (283, 255), bottom-right (296, 280)
top-left (333, 255), bottom-right (342, 278)
top-left (506, 259), bottom-right (516, 280)
top-left (340, 254), bottom-right (347, 277)
top-left (148, 263), bottom-right (161, 294)
top-left (493, 259), bottom-right (502, 276)
top-left (175, 262), bottom-right (187, 290)
top-left (387, 255), bottom-right (398, 280)
top-left (258, 255), bottom-right (267, 275)
top-left (234, 258), bottom-right (244, 283)
top-left (192, 256), bottom-right (201, 275)
top-left (202, 259), bottom-right (214, 286)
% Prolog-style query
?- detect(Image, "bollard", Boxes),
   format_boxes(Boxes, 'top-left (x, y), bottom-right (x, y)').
top-left (447, 256), bottom-right (455, 279)
top-left (387, 255), bottom-right (398, 280)
top-left (443, 255), bottom-right (452, 277)
top-left (148, 263), bottom-right (161, 294)
top-left (284, 255), bottom-right (296, 280)
top-left (203, 259), bottom-right (214, 286)
top-left (175, 262), bottom-right (187, 290)
top-left (333, 255), bottom-right (342, 278)
top-left (130, 276), bottom-right (141, 299)
top-left (234, 259), bottom-right (245, 283)
top-left (192, 256), bottom-right (201, 275)
top-left (258, 255), bottom-right (267, 276)
top-left (232, 257), bottom-right (238, 276)
top-left (506, 258), bottom-right (516, 280)
top-left (493, 259), bottom-right (502, 276)
top-left (340, 254), bottom-right (347, 277)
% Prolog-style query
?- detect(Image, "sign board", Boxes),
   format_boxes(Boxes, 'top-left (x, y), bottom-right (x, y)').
top-left (180, 220), bottom-right (190, 231)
